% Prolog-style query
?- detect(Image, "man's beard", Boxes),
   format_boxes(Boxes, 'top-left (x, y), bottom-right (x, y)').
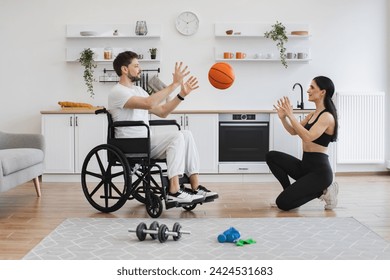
top-left (127, 72), bottom-right (141, 82)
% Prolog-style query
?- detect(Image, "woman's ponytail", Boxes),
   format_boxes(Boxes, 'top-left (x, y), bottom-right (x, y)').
top-left (313, 76), bottom-right (338, 141)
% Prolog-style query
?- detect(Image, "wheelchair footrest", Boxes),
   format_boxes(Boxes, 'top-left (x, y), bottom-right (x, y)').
top-left (165, 200), bottom-right (203, 210)
top-left (165, 201), bottom-right (179, 210)
top-left (204, 196), bottom-right (217, 203)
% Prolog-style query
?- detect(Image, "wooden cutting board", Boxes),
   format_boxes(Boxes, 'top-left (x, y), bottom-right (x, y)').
top-left (60, 106), bottom-right (104, 112)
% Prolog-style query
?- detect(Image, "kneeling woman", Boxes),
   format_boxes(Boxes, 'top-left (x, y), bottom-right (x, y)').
top-left (266, 76), bottom-right (338, 211)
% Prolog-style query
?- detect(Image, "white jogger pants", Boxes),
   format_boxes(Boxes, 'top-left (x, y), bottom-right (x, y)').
top-left (150, 130), bottom-right (200, 179)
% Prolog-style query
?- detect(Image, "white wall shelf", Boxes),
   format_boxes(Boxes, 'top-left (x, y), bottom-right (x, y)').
top-left (65, 23), bottom-right (161, 63)
top-left (215, 58), bottom-right (312, 62)
top-left (66, 24), bottom-right (161, 38)
top-left (214, 22), bottom-right (311, 63)
top-left (216, 34), bottom-right (311, 39)
top-left (214, 22), bottom-right (310, 37)
top-left (66, 47), bottom-right (160, 62)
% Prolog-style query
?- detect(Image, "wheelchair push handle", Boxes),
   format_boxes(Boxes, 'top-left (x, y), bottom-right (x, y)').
top-left (95, 108), bottom-right (107, 115)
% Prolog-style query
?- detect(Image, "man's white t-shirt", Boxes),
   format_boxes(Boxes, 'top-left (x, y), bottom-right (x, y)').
top-left (108, 83), bottom-right (150, 138)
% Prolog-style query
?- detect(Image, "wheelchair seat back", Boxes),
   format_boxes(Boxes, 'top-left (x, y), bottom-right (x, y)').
top-left (96, 108), bottom-right (151, 164)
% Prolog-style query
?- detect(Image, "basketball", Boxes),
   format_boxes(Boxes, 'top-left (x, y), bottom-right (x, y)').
top-left (208, 62), bottom-right (235, 90)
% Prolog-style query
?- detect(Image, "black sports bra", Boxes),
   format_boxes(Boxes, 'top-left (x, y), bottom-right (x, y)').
top-left (304, 110), bottom-right (333, 147)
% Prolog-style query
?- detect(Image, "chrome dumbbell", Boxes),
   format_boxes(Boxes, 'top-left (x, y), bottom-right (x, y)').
top-left (129, 222), bottom-right (191, 243)
top-left (157, 222), bottom-right (191, 243)
top-left (128, 221), bottom-right (159, 241)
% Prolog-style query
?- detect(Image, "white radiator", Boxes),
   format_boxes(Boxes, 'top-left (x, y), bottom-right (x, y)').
top-left (336, 91), bottom-right (385, 164)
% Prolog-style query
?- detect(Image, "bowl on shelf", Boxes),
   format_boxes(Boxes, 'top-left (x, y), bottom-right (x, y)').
top-left (80, 31), bottom-right (98, 36)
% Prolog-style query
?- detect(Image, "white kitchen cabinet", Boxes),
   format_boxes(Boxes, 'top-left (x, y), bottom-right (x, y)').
top-left (41, 114), bottom-right (107, 173)
top-left (271, 113), bottom-right (304, 158)
top-left (150, 113), bottom-right (219, 173)
top-left (214, 22), bottom-right (311, 63)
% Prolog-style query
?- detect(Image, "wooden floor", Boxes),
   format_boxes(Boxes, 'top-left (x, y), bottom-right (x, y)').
top-left (1, 174), bottom-right (390, 259)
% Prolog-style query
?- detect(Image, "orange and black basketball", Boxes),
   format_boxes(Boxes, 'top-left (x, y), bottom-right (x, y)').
top-left (208, 62), bottom-right (235, 90)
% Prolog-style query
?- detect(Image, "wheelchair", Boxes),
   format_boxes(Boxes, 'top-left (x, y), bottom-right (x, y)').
top-left (80, 108), bottom-right (203, 218)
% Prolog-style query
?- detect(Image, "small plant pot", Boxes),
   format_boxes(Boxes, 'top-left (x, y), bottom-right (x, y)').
top-left (150, 54), bottom-right (156, 60)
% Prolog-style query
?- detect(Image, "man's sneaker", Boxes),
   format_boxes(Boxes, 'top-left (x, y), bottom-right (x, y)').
top-left (194, 185), bottom-right (219, 201)
top-left (321, 182), bottom-right (339, 210)
top-left (167, 189), bottom-right (205, 205)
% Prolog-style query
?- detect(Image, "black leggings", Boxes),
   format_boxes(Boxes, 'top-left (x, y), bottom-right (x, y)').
top-left (266, 150), bottom-right (333, 211)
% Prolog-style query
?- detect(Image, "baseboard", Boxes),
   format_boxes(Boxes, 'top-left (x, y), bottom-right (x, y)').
top-left (335, 171), bottom-right (390, 176)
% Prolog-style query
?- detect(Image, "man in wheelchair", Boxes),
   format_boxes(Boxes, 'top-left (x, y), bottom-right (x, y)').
top-left (108, 51), bottom-right (218, 205)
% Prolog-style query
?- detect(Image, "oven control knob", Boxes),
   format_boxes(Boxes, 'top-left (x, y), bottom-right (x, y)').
top-left (241, 114), bottom-right (247, 120)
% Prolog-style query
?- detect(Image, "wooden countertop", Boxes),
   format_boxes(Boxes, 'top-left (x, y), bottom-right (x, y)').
top-left (172, 109), bottom-right (315, 114)
top-left (41, 107), bottom-right (104, 114)
top-left (41, 109), bottom-right (314, 114)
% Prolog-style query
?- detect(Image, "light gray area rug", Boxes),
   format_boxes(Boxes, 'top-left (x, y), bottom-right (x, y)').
top-left (23, 217), bottom-right (390, 260)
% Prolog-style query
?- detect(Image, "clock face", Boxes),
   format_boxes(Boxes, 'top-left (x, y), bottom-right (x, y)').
top-left (175, 11), bottom-right (199, 36)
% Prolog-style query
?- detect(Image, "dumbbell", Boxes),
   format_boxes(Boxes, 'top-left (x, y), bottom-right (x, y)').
top-left (130, 221), bottom-right (160, 241)
top-left (218, 227), bottom-right (241, 243)
top-left (129, 222), bottom-right (191, 243)
top-left (158, 222), bottom-right (191, 243)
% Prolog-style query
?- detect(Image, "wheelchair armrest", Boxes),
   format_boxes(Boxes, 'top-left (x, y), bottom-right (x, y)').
top-left (149, 119), bottom-right (180, 129)
top-left (113, 120), bottom-right (149, 128)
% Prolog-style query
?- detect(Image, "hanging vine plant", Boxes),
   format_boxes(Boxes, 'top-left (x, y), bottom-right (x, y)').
top-left (264, 21), bottom-right (288, 68)
top-left (78, 48), bottom-right (97, 97)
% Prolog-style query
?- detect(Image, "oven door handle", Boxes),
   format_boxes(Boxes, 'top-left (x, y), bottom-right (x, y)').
top-left (219, 123), bottom-right (268, 127)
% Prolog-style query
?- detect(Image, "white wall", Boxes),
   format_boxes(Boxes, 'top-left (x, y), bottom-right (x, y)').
top-left (387, 0), bottom-right (390, 171)
top-left (0, 0), bottom-right (388, 170)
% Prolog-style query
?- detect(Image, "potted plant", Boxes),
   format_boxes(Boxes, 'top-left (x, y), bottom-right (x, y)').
top-left (149, 48), bottom-right (157, 59)
top-left (264, 21), bottom-right (288, 68)
top-left (78, 48), bottom-right (97, 97)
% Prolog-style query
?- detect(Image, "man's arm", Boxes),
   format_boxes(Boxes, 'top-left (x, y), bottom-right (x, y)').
top-left (149, 76), bottom-right (199, 118)
top-left (123, 62), bottom-right (189, 110)
top-left (124, 82), bottom-right (180, 110)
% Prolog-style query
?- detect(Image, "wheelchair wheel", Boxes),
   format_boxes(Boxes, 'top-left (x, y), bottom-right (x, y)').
top-left (81, 144), bottom-right (131, 213)
top-left (131, 171), bottom-right (147, 204)
top-left (131, 167), bottom-right (163, 205)
top-left (145, 192), bottom-right (163, 218)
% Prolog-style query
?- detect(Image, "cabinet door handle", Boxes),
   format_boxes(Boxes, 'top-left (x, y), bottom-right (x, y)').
top-left (75, 116), bottom-right (78, 126)
top-left (185, 116), bottom-right (188, 127)
top-left (180, 116), bottom-right (183, 127)
top-left (70, 116), bottom-right (73, 126)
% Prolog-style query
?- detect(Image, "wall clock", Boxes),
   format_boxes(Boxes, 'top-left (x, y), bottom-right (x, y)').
top-left (175, 11), bottom-right (199, 36)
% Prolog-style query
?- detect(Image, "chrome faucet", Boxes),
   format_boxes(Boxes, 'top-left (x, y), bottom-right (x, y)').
top-left (293, 83), bottom-right (304, 109)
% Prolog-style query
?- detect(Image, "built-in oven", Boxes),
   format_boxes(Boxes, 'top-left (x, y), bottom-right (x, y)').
top-left (219, 113), bottom-right (270, 173)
